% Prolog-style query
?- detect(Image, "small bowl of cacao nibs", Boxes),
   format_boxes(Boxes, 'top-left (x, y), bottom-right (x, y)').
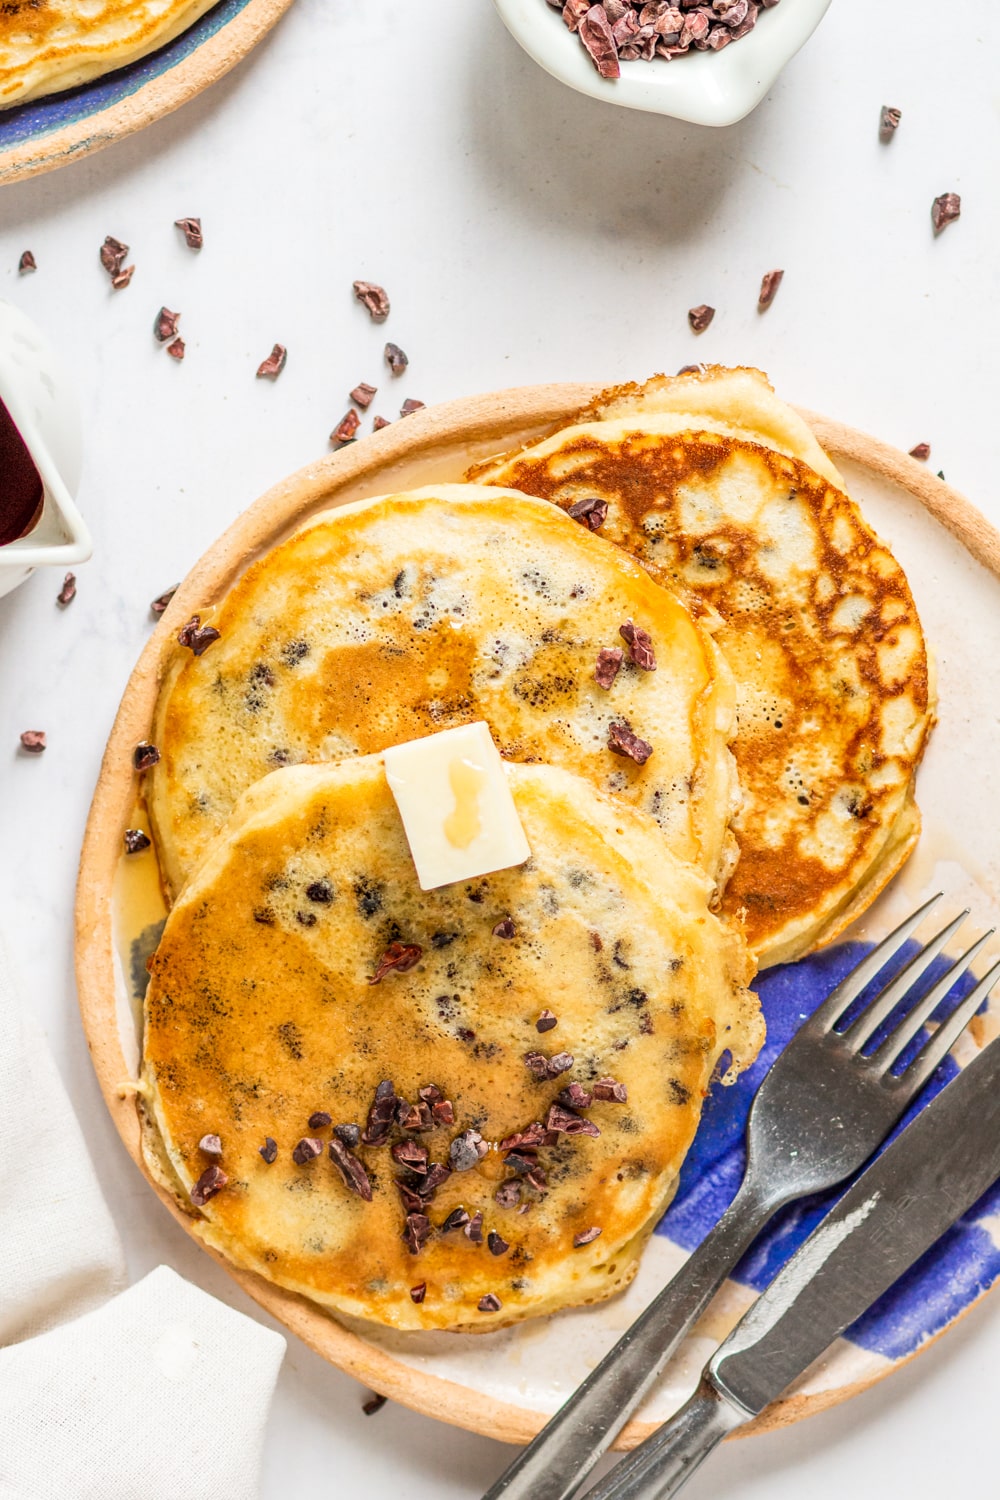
top-left (493, 0), bottom-right (832, 126)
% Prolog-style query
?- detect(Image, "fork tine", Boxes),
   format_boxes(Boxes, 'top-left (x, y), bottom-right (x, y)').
top-left (895, 957), bottom-right (1000, 1096)
top-left (873, 931), bottom-right (995, 1071)
top-left (840, 910), bottom-right (968, 1051)
top-left (810, 892), bottom-right (945, 1033)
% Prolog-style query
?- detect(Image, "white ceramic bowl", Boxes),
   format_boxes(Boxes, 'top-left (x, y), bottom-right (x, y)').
top-left (0, 300), bottom-right (90, 600)
top-left (493, 0), bottom-right (832, 125)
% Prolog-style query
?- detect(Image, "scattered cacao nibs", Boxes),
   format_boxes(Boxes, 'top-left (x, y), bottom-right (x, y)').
top-left (592, 1077), bottom-right (628, 1103)
top-left (177, 614), bottom-right (220, 656)
top-left (369, 941), bottom-right (423, 984)
top-left (174, 216), bottom-right (203, 249)
top-left (493, 918), bottom-right (516, 939)
top-left (478, 1293), bottom-right (502, 1313)
top-left (198, 1133), bottom-right (223, 1158)
top-left (123, 828), bottom-right (151, 854)
top-left (402, 1212), bottom-right (432, 1254)
top-left (111, 265), bottom-right (135, 290)
top-left (100, 236), bottom-right (129, 277)
top-left (308, 1111), bottom-right (332, 1129)
top-left (495, 1180), bottom-right (522, 1209)
top-left (133, 740), bottom-right (160, 771)
top-left (932, 193), bottom-right (961, 234)
top-left (150, 585), bottom-right (178, 617)
top-left (547, 1051), bottom-right (574, 1077)
top-left (909, 442), bottom-right (931, 461)
top-left (331, 409), bottom-right (361, 444)
top-left (879, 105), bottom-right (901, 142)
top-left (758, 269), bottom-right (784, 311)
top-left (334, 1122), bottom-right (361, 1148)
top-left (351, 382), bottom-right (377, 408)
top-left (619, 619), bottom-right (656, 671)
top-left (166, 338), bottom-right (185, 362)
top-left (442, 1206), bottom-right (471, 1233)
top-left (449, 1129), bottom-right (487, 1172)
top-left (353, 280), bottom-right (390, 321)
top-left (306, 878), bottom-right (334, 904)
top-left (465, 1211), bottom-right (484, 1243)
top-left (419, 1162), bottom-right (452, 1198)
top-left (399, 1101), bottom-right (433, 1131)
top-left (18, 250), bottom-right (36, 273)
top-left (536, 1010), bottom-right (558, 1033)
top-left (56, 572), bottom-right (76, 606)
top-left (400, 398), bottom-right (425, 417)
top-left (396, 1179), bottom-right (424, 1214)
top-left (291, 1136), bottom-right (324, 1165)
top-left (546, 1103), bottom-right (601, 1138)
top-left (500, 1122), bottom-right (547, 1152)
top-left (688, 304), bottom-right (715, 333)
top-left (566, 495), bottom-right (608, 531)
top-left (385, 342), bottom-right (408, 376)
top-left (608, 720), bottom-right (653, 765)
top-left (329, 1138), bottom-right (373, 1201)
top-left (557, 1081), bottom-right (593, 1110)
top-left (594, 646), bottom-right (623, 690)
top-left (256, 344), bottom-right (287, 379)
top-left (362, 1393), bottom-right (387, 1417)
top-left (154, 306), bottom-right (180, 343)
top-left (362, 1079), bottom-right (398, 1146)
top-left (487, 1231), bottom-right (510, 1257)
top-left (410, 1283), bottom-right (427, 1304)
top-left (574, 1226), bottom-right (603, 1247)
top-left (392, 1139), bottom-right (430, 1175)
top-left (523, 1050), bottom-right (574, 1081)
top-left (19, 730), bottom-right (45, 754)
top-left (418, 1084), bottom-right (443, 1104)
top-left (432, 1099), bottom-right (455, 1126)
top-left (372, 415), bottom-right (392, 431)
top-left (190, 1164), bottom-right (227, 1206)
top-left (259, 1136), bottom-right (278, 1164)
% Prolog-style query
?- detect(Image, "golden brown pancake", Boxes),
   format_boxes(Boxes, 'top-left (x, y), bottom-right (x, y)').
top-left (472, 385), bottom-right (933, 966)
top-left (148, 483), bottom-right (738, 901)
top-left (141, 756), bottom-right (761, 1332)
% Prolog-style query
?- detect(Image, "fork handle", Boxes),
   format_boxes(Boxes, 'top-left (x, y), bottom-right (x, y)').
top-left (582, 1378), bottom-right (747, 1500)
top-left (480, 1176), bottom-right (776, 1500)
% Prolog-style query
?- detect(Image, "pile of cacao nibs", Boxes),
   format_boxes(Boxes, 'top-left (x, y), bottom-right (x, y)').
top-left (548, 0), bottom-right (780, 80)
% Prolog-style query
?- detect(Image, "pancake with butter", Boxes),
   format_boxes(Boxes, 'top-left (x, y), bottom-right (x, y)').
top-left (472, 373), bottom-right (933, 966)
top-left (149, 483), bottom-right (738, 900)
top-left (141, 755), bottom-right (761, 1332)
top-left (0, 0), bottom-right (219, 108)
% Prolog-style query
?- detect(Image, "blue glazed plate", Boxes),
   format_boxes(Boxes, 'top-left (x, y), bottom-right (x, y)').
top-left (0, 0), bottom-right (293, 186)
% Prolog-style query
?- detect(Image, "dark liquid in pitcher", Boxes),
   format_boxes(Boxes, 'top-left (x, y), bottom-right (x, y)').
top-left (0, 397), bottom-right (44, 547)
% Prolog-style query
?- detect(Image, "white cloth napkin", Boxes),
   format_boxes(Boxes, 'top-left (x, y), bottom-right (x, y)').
top-left (0, 938), bottom-right (286, 1499)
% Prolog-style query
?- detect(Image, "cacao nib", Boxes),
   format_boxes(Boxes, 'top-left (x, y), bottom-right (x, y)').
top-left (465, 1211), bottom-right (484, 1243)
top-left (174, 217), bottom-right (203, 249)
top-left (688, 304), bottom-right (715, 333)
top-left (308, 1111), bottom-right (332, 1129)
top-left (879, 105), bottom-right (901, 142)
top-left (57, 572), bottom-right (76, 606)
top-left (478, 1293), bottom-right (502, 1313)
top-left (259, 1137), bottom-right (278, 1164)
top-left (400, 398), bottom-right (425, 417)
top-left (329, 1138), bottom-right (373, 1200)
top-left (133, 741), bottom-right (160, 771)
top-left (557, 1081), bottom-right (593, 1110)
top-left (123, 829), bottom-right (151, 854)
top-left (166, 338), bottom-right (185, 362)
top-left (18, 250), bottom-right (36, 273)
top-left (100, 236), bottom-right (129, 277)
top-left (150, 585), bottom-right (178, 617)
top-left (190, 1164), bottom-right (227, 1206)
top-left (111, 264), bottom-right (135, 290)
top-left (442, 1206), bottom-right (471, 1233)
top-left (410, 1283), bottom-right (427, 1304)
top-left (351, 382), bottom-right (377, 408)
top-left (177, 615), bottom-right (220, 656)
top-left (488, 1231), bottom-right (510, 1257)
top-left (399, 1101), bottom-right (433, 1131)
top-left (546, 1103), bottom-right (601, 1138)
top-left (385, 342), bottom-right (408, 375)
top-left (495, 1180), bottom-right (522, 1209)
top-left (418, 1084), bottom-right (443, 1104)
top-left (523, 1050), bottom-right (575, 1081)
top-left (291, 1137), bottom-right (324, 1164)
top-left (619, 619), bottom-right (656, 671)
top-left (402, 1212), bottom-right (431, 1254)
top-left (372, 415), bottom-right (392, 430)
top-left (331, 410), bottom-right (361, 444)
top-left (419, 1163), bottom-right (452, 1198)
top-left (595, 646), bottom-right (623, 689)
top-left (396, 1179), bottom-right (424, 1214)
top-left (154, 307), bottom-right (180, 343)
top-left (932, 193), bottom-right (961, 234)
top-left (19, 731), bottom-right (45, 754)
top-left (566, 495), bottom-right (608, 530)
top-left (392, 1139), bottom-right (429, 1175)
top-left (198, 1133), bottom-right (223, 1158)
top-left (449, 1129), bottom-right (487, 1172)
top-left (909, 442), bottom-right (931, 460)
top-left (592, 1077), bottom-right (628, 1102)
top-left (757, 269), bottom-right (784, 311)
top-left (524, 1166), bottom-right (548, 1195)
top-left (432, 1099), bottom-right (455, 1126)
top-left (256, 344), bottom-right (287, 379)
top-left (369, 941), bottom-right (423, 983)
top-left (493, 918), bottom-right (516, 939)
top-left (547, 1052), bottom-right (574, 1077)
top-left (608, 720), bottom-right (653, 764)
top-left (353, 280), bottom-right (390, 321)
top-left (578, 5), bottom-right (620, 78)
top-left (574, 1226), bottom-right (603, 1246)
top-left (500, 1122), bottom-right (547, 1151)
top-left (362, 1079), bottom-right (398, 1145)
top-left (536, 1010), bottom-right (558, 1033)
top-left (362, 1393), bottom-right (387, 1416)
top-left (334, 1123), bottom-right (361, 1148)
top-left (505, 1150), bottom-right (541, 1177)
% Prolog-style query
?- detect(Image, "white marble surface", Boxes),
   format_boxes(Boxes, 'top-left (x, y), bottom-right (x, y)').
top-left (1, 2), bottom-right (999, 1495)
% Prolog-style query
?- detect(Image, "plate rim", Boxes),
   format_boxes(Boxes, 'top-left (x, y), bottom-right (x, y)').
top-left (0, 0), bottom-right (294, 186)
top-left (74, 381), bottom-right (1000, 1448)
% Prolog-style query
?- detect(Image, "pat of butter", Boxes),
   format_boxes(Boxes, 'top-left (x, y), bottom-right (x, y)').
top-left (383, 723), bottom-right (531, 891)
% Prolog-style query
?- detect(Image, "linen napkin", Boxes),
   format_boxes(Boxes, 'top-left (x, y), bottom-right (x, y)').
top-left (0, 937), bottom-right (286, 1499)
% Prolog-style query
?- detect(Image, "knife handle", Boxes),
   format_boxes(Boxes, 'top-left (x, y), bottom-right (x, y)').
top-left (582, 1379), bottom-right (747, 1500)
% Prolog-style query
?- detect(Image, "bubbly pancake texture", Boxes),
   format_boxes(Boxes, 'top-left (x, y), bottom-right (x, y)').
top-left (0, 0), bottom-right (219, 108)
top-left (149, 483), bottom-right (737, 899)
top-left (473, 399), bottom-right (932, 967)
top-left (141, 757), bottom-right (761, 1332)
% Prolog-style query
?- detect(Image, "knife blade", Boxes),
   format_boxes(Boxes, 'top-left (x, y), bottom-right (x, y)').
top-left (586, 1034), bottom-right (1000, 1500)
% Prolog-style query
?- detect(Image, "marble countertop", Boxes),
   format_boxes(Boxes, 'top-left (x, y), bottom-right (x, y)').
top-left (2, 2), bottom-right (999, 1495)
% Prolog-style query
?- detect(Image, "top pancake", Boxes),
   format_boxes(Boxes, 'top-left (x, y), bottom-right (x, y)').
top-left (472, 373), bottom-right (933, 966)
top-left (141, 755), bottom-right (761, 1332)
top-left (0, 0), bottom-right (218, 107)
top-left (148, 483), bottom-right (737, 899)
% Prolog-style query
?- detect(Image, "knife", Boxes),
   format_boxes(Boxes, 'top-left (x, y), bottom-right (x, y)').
top-left (584, 1034), bottom-right (1000, 1500)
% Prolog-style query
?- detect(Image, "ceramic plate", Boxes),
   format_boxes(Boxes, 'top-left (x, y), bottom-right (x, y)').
top-left (0, 0), bottom-right (293, 186)
top-left (75, 385), bottom-right (1000, 1446)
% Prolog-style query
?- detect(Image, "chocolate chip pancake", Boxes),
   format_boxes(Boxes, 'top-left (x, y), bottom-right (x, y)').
top-left (471, 372), bottom-right (933, 966)
top-left (148, 483), bottom-right (738, 901)
top-left (140, 755), bottom-right (761, 1332)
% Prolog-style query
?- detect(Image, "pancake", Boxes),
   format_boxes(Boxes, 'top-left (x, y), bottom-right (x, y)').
top-left (0, 0), bottom-right (219, 108)
top-left (148, 483), bottom-right (738, 901)
top-left (140, 755), bottom-right (761, 1332)
top-left (472, 380), bottom-right (933, 967)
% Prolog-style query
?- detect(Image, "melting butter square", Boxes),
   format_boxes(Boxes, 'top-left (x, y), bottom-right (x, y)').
top-left (383, 722), bottom-right (531, 891)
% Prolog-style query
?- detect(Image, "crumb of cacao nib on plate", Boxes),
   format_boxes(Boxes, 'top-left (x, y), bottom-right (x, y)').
top-left (536, 1009), bottom-right (558, 1033)
top-left (757, 268), bottom-right (784, 310)
top-left (879, 105), bottom-right (901, 141)
top-left (478, 1293), bottom-right (502, 1313)
top-left (688, 304), bottom-right (715, 333)
top-left (909, 442), bottom-right (931, 461)
top-left (19, 730), bottom-right (46, 754)
top-left (932, 193), bottom-right (961, 234)
top-left (442, 1206), bottom-right (471, 1233)
top-left (369, 941), bottom-right (423, 983)
top-left (190, 1164), bottom-right (227, 1206)
top-left (123, 828), bottom-right (151, 854)
top-left (400, 398), bottom-right (425, 417)
top-left (132, 740), bottom-right (160, 771)
top-left (402, 1212), bottom-right (432, 1254)
top-left (574, 1226), bottom-right (603, 1247)
top-left (256, 344), bottom-right (287, 379)
top-left (362, 1393), bottom-right (388, 1416)
top-left (177, 614), bottom-right (220, 656)
top-left (592, 1076), bottom-right (628, 1102)
top-left (372, 415), bottom-right (392, 431)
top-left (308, 1111), bottom-right (332, 1129)
top-left (410, 1282), bottom-right (427, 1304)
top-left (566, 495), bottom-right (608, 530)
top-left (619, 619), bottom-right (656, 671)
top-left (18, 250), bottom-right (36, 273)
top-left (331, 409), bottom-right (361, 445)
top-left (334, 1122), bottom-right (361, 1148)
top-left (594, 646), bottom-right (623, 690)
top-left (150, 584), bottom-right (178, 617)
top-left (174, 216), bottom-right (203, 249)
top-left (351, 381), bottom-right (377, 408)
top-left (259, 1137), bottom-right (278, 1164)
top-left (353, 280), bottom-right (390, 321)
top-left (198, 1133), bottom-right (223, 1158)
top-left (100, 235), bottom-right (129, 277)
top-left (166, 338), bottom-right (185, 361)
top-left (56, 571), bottom-right (76, 606)
top-left (291, 1136), bottom-right (324, 1164)
top-left (154, 306), bottom-right (180, 343)
top-left (449, 1129), bottom-right (488, 1172)
top-left (465, 1210), bottom-right (485, 1243)
top-left (329, 1138), bottom-right (373, 1200)
top-left (385, 342), bottom-right (408, 375)
top-left (608, 720), bottom-right (653, 765)
top-left (493, 918), bottom-right (516, 939)
top-left (111, 264), bottom-right (135, 290)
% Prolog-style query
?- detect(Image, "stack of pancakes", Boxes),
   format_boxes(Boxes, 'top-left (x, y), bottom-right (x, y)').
top-left (139, 366), bottom-right (932, 1332)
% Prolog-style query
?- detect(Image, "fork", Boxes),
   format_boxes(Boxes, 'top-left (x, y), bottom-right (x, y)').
top-left (482, 894), bottom-right (999, 1500)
